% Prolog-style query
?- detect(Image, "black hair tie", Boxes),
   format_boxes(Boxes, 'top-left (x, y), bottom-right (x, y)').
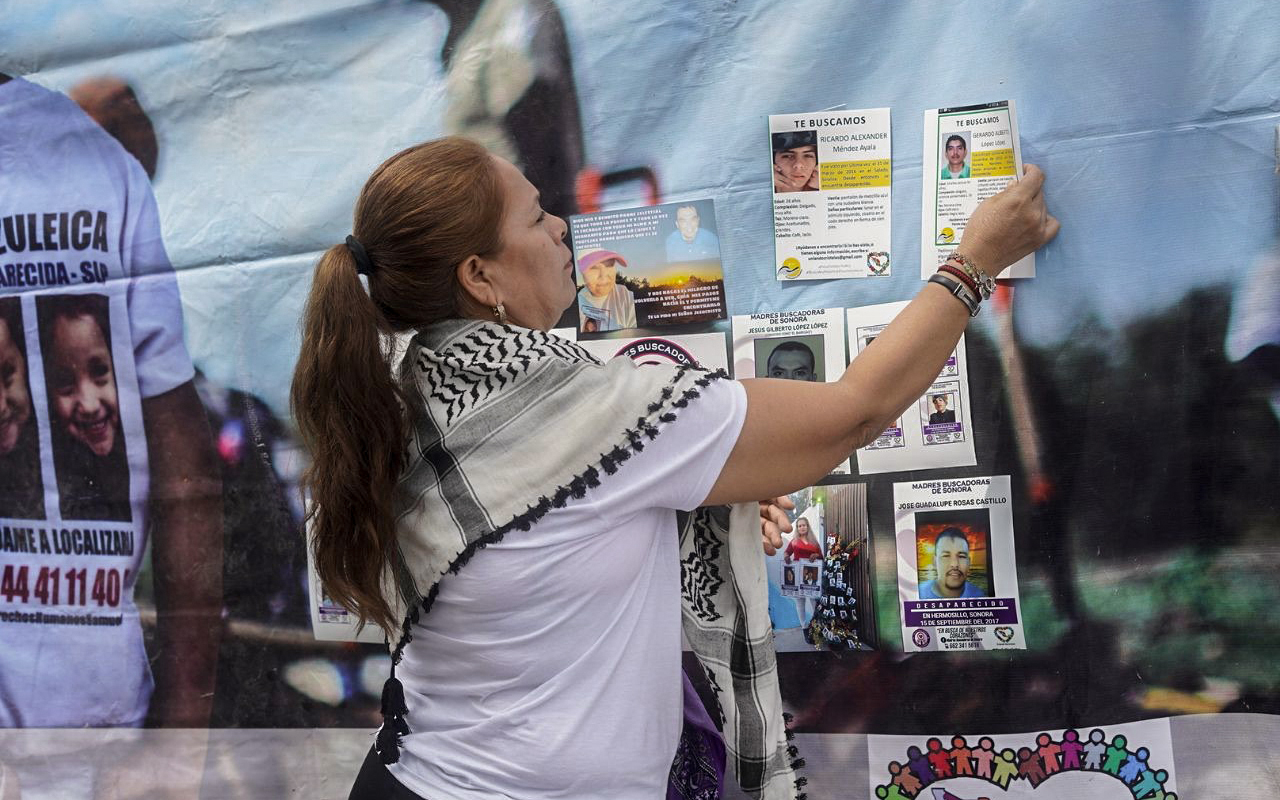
top-left (345, 234), bottom-right (376, 276)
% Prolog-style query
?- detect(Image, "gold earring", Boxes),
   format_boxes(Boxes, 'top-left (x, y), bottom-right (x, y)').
top-left (492, 303), bottom-right (507, 324)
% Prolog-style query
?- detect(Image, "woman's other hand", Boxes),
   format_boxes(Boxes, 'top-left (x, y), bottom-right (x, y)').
top-left (759, 495), bottom-right (794, 556)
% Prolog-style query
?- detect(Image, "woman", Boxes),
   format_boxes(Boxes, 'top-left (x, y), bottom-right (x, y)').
top-left (783, 517), bottom-right (821, 563)
top-left (291, 137), bottom-right (1056, 800)
top-left (575, 247), bottom-right (637, 332)
top-left (783, 516), bottom-right (822, 624)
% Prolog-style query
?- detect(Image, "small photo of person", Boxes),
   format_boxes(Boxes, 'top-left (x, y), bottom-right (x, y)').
top-left (783, 510), bottom-right (823, 622)
top-left (928, 393), bottom-right (957, 424)
top-left (664, 204), bottom-right (720, 262)
top-left (755, 335), bottom-right (825, 382)
top-left (0, 297), bottom-right (45, 520)
top-left (783, 565), bottom-right (797, 588)
top-left (575, 248), bottom-right (637, 333)
top-left (917, 525), bottom-right (991, 599)
top-left (940, 131), bottom-right (971, 180)
top-left (37, 293), bottom-right (131, 521)
top-left (782, 515), bottom-right (823, 564)
top-left (772, 130), bottom-right (820, 193)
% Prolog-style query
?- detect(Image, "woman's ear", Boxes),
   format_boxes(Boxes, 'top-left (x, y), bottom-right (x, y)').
top-left (455, 254), bottom-right (499, 310)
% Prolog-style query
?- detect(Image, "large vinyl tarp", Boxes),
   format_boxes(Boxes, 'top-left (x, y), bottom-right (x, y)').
top-left (2, 0), bottom-right (1279, 797)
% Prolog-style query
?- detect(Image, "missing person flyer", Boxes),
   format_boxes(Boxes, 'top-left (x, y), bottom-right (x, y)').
top-left (732, 308), bottom-right (849, 473)
top-left (569, 199), bottom-right (727, 334)
top-left (769, 108), bottom-right (892, 280)
top-left (576, 331), bottom-right (729, 371)
top-left (846, 301), bottom-right (977, 474)
top-left (893, 476), bottom-right (1025, 652)
top-left (781, 560), bottom-right (823, 599)
top-left (920, 100), bottom-right (1034, 279)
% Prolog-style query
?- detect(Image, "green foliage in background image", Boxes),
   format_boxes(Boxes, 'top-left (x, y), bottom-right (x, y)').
top-left (1079, 547), bottom-right (1280, 694)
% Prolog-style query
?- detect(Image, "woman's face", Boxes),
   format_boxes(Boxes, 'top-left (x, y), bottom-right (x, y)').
top-left (49, 313), bottom-right (120, 457)
top-left (583, 258), bottom-right (619, 299)
top-left (0, 317), bottom-right (32, 456)
top-left (796, 517), bottom-right (811, 539)
top-left (484, 156), bottom-right (576, 330)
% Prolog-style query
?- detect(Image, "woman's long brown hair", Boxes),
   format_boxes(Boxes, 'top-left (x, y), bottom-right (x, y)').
top-left (291, 137), bottom-right (505, 633)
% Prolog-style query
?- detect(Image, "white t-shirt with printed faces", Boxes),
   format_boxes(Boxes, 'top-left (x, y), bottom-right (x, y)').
top-left (0, 77), bottom-right (193, 728)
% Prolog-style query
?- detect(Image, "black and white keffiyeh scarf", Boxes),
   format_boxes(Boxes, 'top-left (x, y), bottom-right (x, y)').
top-left (376, 319), bottom-right (798, 799)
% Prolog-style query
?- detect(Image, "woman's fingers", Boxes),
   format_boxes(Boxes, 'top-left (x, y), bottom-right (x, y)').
top-left (758, 497), bottom-right (794, 555)
top-left (959, 164), bottom-right (1059, 273)
top-left (1017, 163), bottom-right (1045, 195)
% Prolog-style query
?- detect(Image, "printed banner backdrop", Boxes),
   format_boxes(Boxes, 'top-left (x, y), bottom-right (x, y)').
top-left (866, 718), bottom-right (1177, 799)
top-left (2, 0), bottom-right (1279, 795)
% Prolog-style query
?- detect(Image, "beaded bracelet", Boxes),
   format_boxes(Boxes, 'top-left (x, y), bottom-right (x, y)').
top-left (937, 263), bottom-right (979, 296)
top-left (947, 253), bottom-right (996, 299)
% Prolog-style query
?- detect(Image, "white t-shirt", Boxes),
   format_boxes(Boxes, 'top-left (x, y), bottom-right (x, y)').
top-left (0, 77), bottom-right (193, 727)
top-left (390, 377), bottom-right (747, 800)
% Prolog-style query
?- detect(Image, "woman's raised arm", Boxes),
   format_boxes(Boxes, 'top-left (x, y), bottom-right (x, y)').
top-left (705, 165), bottom-right (1059, 506)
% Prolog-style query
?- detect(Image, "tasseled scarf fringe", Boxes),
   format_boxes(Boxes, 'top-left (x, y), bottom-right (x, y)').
top-left (375, 658), bottom-right (412, 765)
top-left (784, 712), bottom-right (810, 799)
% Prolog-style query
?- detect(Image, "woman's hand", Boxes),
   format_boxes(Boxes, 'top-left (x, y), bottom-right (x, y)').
top-left (958, 164), bottom-right (1060, 277)
top-left (759, 495), bottom-right (794, 556)
top-left (704, 167), bottom-right (1059, 507)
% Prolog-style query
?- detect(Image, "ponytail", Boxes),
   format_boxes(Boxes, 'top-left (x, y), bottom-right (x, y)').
top-left (290, 136), bottom-right (505, 634)
top-left (292, 243), bottom-right (405, 634)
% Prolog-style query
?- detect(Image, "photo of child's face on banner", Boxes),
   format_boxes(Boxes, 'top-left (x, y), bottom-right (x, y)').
top-left (754, 334), bottom-right (825, 382)
top-left (914, 508), bottom-right (992, 600)
top-left (0, 297), bottom-right (45, 520)
top-left (37, 293), bottom-right (131, 522)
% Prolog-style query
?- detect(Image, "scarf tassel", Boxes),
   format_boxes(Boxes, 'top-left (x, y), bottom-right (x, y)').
top-left (375, 665), bottom-right (411, 765)
top-left (784, 711), bottom-right (809, 797)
